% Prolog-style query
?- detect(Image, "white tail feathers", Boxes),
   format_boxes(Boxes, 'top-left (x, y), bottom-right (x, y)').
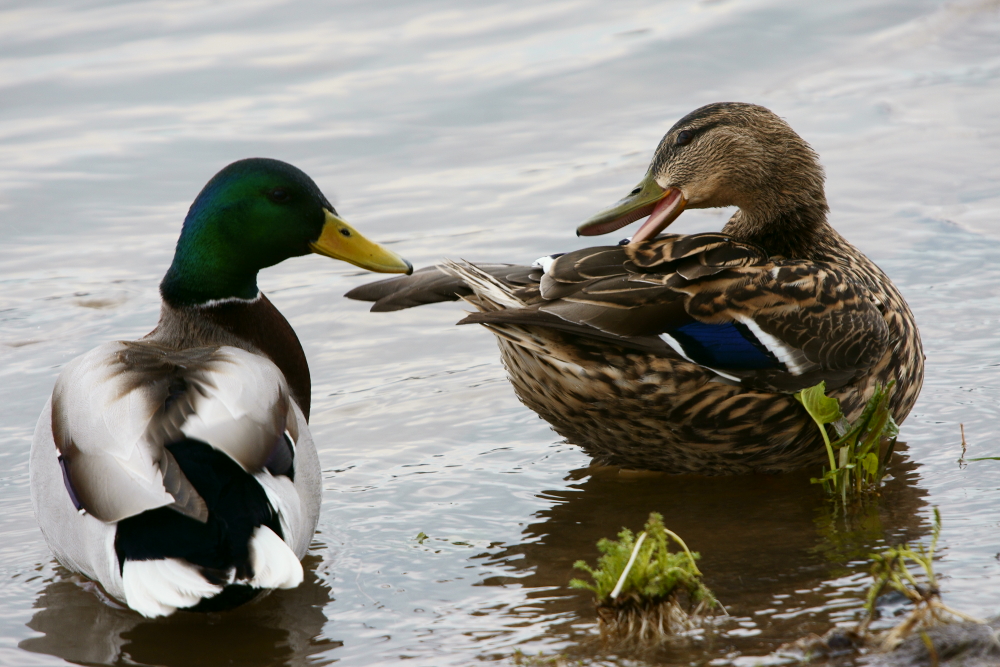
top-left (438, 260), bottom-right (524, 310)
top-left (120, 527), bottom-right (303, 617)
top-left (247, 525), bottom-right (303, 590)
top-left (122, 558), bottom-right (223, 618)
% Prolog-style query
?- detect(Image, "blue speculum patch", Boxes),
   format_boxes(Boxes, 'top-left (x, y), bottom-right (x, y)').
top-left (669, 321), bottom-right (782, 370)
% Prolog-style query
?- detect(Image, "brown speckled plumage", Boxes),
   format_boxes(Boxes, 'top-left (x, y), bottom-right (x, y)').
top-left (347, 103), bottom-right (924, 473)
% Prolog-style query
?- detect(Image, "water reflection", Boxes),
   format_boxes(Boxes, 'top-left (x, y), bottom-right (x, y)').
top-left (20, 555), bottom-right (339, 667)
top-left (484, 452), bottom-right (928, 660)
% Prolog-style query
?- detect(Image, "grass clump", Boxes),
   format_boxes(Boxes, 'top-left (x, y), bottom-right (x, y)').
top-left (860, 508), bottom-right (985, 652)
top-left (776, 509), bottom-right (986, 662)
top-left (796, 381), bottom-right (898, 505)
top-left (570, 512), bottom-right (717, 642)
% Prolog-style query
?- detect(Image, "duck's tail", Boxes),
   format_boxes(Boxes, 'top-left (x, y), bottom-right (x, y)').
top-left (437, 259), bottom-right (526, 311)
top-left (120, 523), bottom-right (303, 618)
top-left (344, 262), bottom-right (535, 312)
top-left (115, 439), bottom-right (303, 618)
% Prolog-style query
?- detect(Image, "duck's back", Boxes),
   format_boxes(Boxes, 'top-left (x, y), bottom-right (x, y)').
top-left (31, 340), bottom-right (319, 617)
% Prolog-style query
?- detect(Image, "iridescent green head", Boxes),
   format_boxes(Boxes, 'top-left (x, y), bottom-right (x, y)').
top-left (160, 158), bottom-right (411, 306)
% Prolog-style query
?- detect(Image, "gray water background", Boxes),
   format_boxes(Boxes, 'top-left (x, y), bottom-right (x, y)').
top-left (1, 0), bottom-right (999, 665)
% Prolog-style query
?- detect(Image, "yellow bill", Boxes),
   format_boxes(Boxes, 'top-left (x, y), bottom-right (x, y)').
top-left (310, 209), bottom-right (412, 274)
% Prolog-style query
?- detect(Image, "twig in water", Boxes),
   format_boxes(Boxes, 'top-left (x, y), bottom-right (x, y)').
top-left (959, 424), bottom-right (967, 468)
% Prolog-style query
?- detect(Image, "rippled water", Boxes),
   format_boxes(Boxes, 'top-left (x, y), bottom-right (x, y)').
top-left (2, 0), bottom-right (999, 665)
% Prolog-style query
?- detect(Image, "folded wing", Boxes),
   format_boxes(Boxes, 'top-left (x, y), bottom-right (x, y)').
top-left (345, 233), bottom-right (890, 393)
top-left (51, 342), bottom-right (295, 523)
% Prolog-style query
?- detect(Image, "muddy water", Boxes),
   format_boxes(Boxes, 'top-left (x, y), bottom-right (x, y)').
top-left (2, 0), bottom-right (999, 665)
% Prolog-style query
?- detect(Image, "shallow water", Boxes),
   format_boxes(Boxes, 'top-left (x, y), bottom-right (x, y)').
top-left (1, 0), bottom-right (999, 665)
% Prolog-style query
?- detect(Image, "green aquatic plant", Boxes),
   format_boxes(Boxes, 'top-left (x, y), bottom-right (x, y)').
top-left (570, 513), bottom-right (717, 641)
top-left (779, 510), bottom-right (985, 662)
top-left (796, 381), bottom-right (898, 505)
top-left (861, 509), bottom-right (985, 652)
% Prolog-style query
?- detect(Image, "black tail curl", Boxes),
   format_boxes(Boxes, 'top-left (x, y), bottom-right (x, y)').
top-left (114, 438), bottom-right (283, 600)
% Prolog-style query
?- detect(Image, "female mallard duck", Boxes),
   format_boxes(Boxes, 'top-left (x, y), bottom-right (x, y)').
top-left (347, 103), bottom-right (924, 474)
top-left (30, 158), bottom-right (411, 617)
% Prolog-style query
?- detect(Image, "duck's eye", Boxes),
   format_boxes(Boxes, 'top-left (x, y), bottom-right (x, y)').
top-left (676, 130), bottom-right (693, 146)
top-left (268, 188), bottom-right (289, 203)
top-left (339, 227), bottom-right (351, 237)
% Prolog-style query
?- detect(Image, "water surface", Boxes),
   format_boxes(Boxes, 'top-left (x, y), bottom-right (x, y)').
top-left (2, 0), bottom-right (999, 665)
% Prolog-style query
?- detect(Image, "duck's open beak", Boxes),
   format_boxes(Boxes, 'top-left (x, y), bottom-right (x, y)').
top-left (310, 210), bottom-right (412, 274)
top-left (576, 172), bottom-right (686, 244)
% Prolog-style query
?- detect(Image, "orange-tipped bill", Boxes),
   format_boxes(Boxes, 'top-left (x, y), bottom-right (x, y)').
top-left (630, 188), bottom-right (686, 243)
top-left (576, 172), bottom-right (686, 244)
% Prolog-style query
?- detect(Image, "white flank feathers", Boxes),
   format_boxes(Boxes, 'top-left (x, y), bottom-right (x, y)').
top-left (736, 316), bottom-right (816, 375)
top-left (122, 558), bottom-right (223, 618)
top-left (247, 526), bottom-right (303, 590)
top-left (437, 259), bottom-right (524, 310)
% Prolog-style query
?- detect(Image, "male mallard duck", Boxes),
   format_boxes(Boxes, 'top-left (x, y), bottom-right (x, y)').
top-left (30, 158), bottom-right (411, 617)
top-left (347, 103), bottom-right (924, 474)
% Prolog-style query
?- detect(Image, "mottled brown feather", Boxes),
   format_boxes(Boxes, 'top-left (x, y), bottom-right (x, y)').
top-left (345, 103), bottom-right (925, 473)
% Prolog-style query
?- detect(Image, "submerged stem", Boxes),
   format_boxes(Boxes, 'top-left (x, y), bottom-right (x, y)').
top-left (821, 416), bottom-right (837, 472)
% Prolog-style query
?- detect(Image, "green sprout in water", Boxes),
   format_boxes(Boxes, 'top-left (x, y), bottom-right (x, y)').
top-left (796, 381), bottom-right (899, 505)
top-left (570, 513), bottom-right (718, 642)
top-left (860, 508), bottom-right (985, 652)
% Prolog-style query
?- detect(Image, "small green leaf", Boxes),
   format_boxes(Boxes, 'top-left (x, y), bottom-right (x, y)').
top-left (795, 382), bottom-right (843, 426)
top-left (883, 414), bottom-right (900, 439)
top-left (810, 468), bottom-right (839, 485)
top-left (415, 532), bottom-right (429, 544)
top-left (862, 452), bottom-right (879, 476)
top-left (968, 457), bottom-right (1000, 462)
